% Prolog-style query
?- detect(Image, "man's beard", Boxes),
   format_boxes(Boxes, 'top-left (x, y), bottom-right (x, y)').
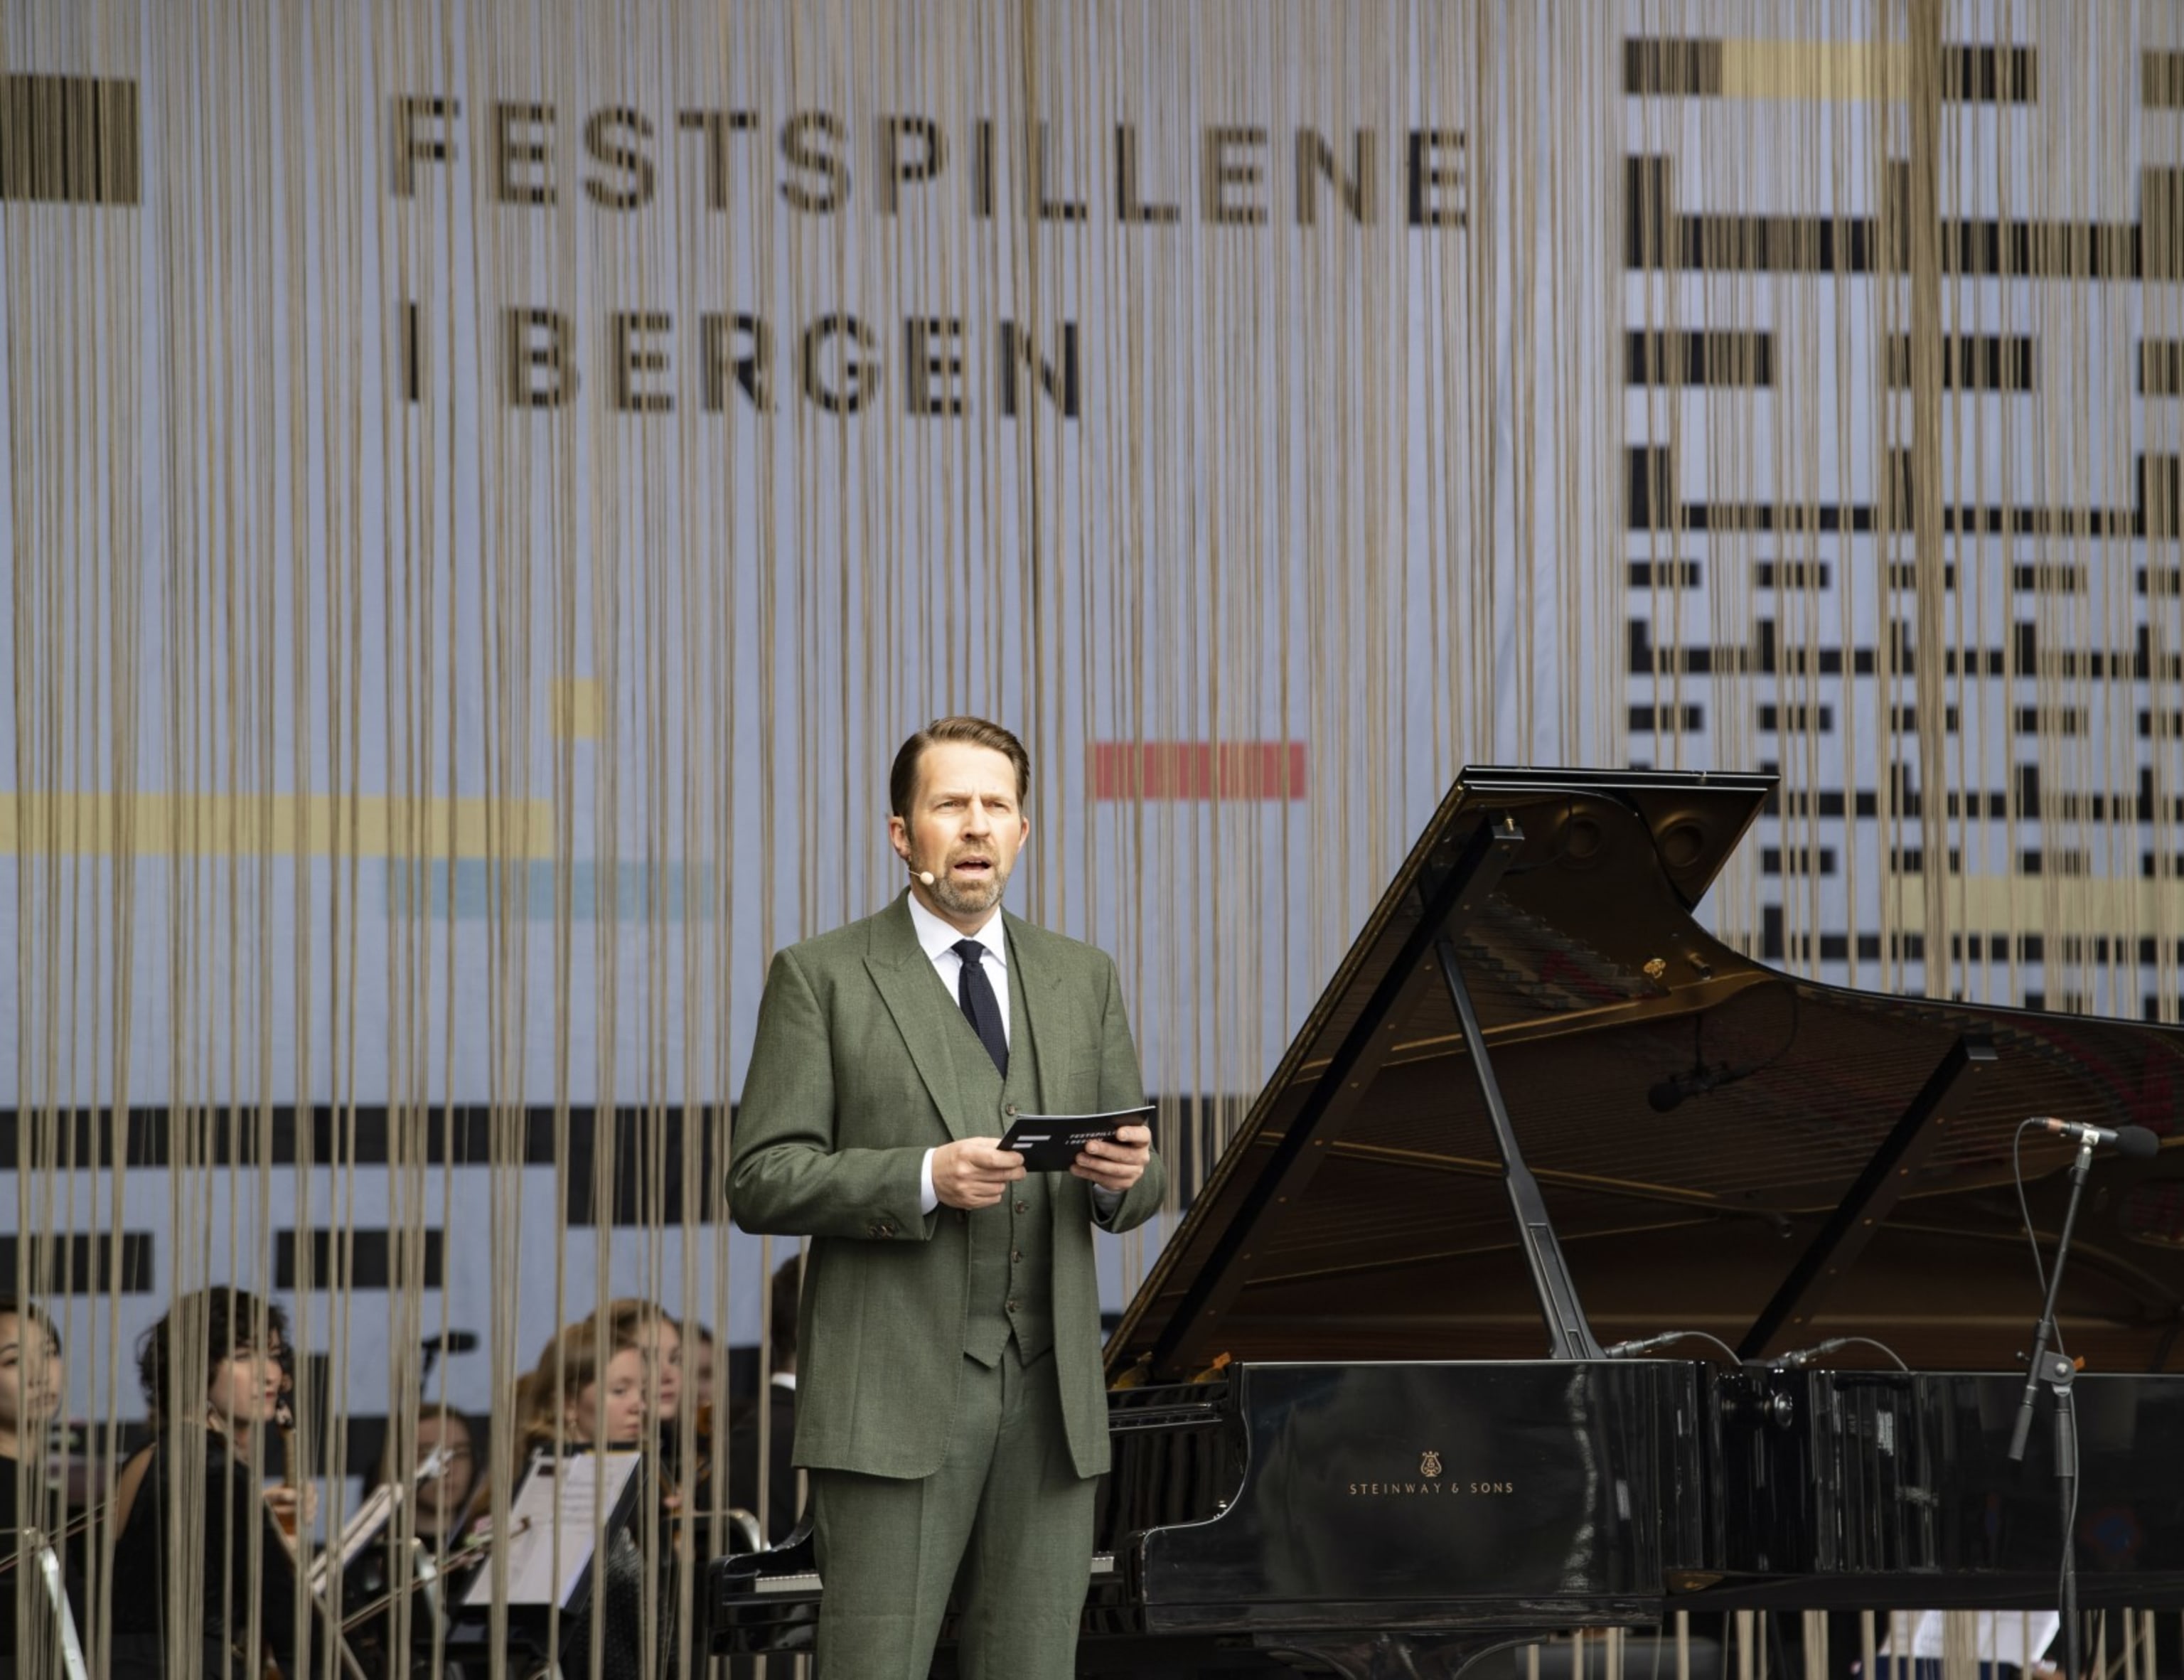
top-left (928, 859), bottom-right (1007, 919)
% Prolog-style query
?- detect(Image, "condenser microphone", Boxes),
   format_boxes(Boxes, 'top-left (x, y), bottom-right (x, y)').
top-left (906, 856), bottom-right (936, 887)
top-left (2028, 1116), bottom-right (2159, 1160)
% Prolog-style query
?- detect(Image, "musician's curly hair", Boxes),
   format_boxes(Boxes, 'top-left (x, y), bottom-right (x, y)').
top-left (136, 1287), bottom-right (289, 1421)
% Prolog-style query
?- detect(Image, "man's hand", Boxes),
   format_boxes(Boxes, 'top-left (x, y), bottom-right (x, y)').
top-left (1071, 1123), bottom-right (1151, 1194)
top-left (932, 1138), bottom-right (1027, 1209)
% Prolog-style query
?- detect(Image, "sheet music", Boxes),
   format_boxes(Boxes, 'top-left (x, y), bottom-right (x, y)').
top-left (465, 1451), bottom-right (643, 1609)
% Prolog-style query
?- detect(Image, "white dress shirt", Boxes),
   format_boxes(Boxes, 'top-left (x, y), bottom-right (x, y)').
top-left (904, 894), bottom-right (1120, 1216)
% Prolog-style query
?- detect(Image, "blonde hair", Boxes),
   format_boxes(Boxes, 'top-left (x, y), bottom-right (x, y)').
top-left (513, 1319), bottom-right (612, 1457)
top-left (594, 1296), bottom-right (675, 1349)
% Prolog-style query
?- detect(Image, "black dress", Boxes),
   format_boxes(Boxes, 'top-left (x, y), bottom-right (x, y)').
top-left (107, 1428), bottom-right (325, 1679)
top-left (523, 1449), bottom-right (678, 1680)
top-left (1, 1447), bottom-right (78, 1680)
top-left (724, 1383), bottom-right (801, 1546)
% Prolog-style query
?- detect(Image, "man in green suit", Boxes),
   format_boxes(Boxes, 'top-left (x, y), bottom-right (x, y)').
top-left (730, 715), bottom-right (1164, 1680)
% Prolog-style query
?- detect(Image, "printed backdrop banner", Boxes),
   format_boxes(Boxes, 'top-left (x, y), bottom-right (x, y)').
top-left (6, 0), bottom-right (1606, 1119)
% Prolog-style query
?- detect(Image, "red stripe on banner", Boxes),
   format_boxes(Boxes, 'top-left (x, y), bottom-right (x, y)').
top-left (1090, 742), bottom-right (1308, 801)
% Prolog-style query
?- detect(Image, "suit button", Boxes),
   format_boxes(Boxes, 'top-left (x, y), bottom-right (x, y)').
top-left (879, 1221), bottom-right (896, 1236)
top-left (1005, 1103), bottom-right (1019, 1117)
top-left (1007, 1299), bottom-right (1019, 1313)
top-left (1012, 1249), bottom-right (1023, 1264)
top-left (1014, 1200), bottom-right (1028, 1215)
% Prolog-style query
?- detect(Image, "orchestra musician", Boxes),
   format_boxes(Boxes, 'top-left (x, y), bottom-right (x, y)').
top-left (395, 1406), bottom-right (483, 1553)
top-left (108, 1288), bottom-right (328, 1680)
top-left (0, 1296), bottom-right (70, 1680)
top-left (343, 1404), bottom-right (487, 1678)
top-left (590, 1297), bottom-right (704, 1563)
top-left (508, 1318), bottom-right (676, 1678)
top-left (593, 1301), bottom-right (682, 1428)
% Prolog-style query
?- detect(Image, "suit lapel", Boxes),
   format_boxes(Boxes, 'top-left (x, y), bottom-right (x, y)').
top-left (864, 894), bottom-right (975, 1142)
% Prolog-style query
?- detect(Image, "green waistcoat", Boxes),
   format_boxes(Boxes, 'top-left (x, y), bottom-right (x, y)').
top-left (957, 949), bottom-right (1054, 1365)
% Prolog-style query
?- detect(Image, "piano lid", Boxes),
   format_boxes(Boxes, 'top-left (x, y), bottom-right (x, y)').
top-left (1106, 767), bottom-right (2184, 1385)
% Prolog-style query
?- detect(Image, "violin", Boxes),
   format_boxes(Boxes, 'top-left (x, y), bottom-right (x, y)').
top-left (273, 1398), bottom-right (301, 1548)
top-left (268, 1348), bottom-right (311, 1551)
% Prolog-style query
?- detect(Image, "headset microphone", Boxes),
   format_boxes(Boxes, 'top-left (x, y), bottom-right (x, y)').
top-left (905, 856), bottom-right (936, 887)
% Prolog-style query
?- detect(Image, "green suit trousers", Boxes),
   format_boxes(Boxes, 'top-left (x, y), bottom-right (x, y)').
top-left (808, 1341), bottom-right (1094, 1680)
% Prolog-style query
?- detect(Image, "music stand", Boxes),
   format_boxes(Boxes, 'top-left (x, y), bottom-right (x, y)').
top-left (449, 1450), bottom-right (646, 1666)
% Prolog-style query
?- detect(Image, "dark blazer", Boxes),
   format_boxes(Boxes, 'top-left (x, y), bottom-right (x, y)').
top-left (0, 1447), bottom-right (79, 1679)
top-left (724, 1383), bottom-right (801, 1544)
top-left (729, 894), bottom-right (1165, 1481)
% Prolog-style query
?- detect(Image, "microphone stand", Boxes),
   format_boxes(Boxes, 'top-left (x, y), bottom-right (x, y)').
top-left (2006, 1135), bottom-right (2092, 1680)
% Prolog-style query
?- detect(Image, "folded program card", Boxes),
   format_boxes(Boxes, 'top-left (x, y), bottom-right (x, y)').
top-left (997, 1104), bottom-right (1156, 1172)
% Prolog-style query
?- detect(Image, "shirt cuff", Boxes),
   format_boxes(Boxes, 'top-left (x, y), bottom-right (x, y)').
top-left (919, 1147), bottom-right (939, 1216)
top-left (1091, 1184), bottom-right (1123, 1220)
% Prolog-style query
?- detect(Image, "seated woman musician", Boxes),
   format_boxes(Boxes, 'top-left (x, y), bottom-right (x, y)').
top-left (507, 1317), bottom-right (673, 1676)
top-left (592, 1300), bottom-right (690, 1522)
top-left (108, 1288), bottom-right (328, 1680)
top-left (594, 1300), bottom-right (682, 1431)
top-left (400, 1404), bottom-right (483, 1555)
top-left (0, 1295), bottom-right (72, 1679)
top-left (343, 1403), bottom-right (486, 1679)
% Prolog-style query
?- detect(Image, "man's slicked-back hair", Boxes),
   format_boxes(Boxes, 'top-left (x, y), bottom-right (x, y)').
top-left (889, 716), bottom-right (1031, 821)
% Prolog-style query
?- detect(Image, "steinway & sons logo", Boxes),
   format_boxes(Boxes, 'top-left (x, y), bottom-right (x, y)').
top-left (1347, 1448), bottom-right (1514, 1497)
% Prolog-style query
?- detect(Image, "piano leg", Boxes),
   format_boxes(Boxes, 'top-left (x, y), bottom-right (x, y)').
top-left (1252, 1630), bottom-right (1555, 1679)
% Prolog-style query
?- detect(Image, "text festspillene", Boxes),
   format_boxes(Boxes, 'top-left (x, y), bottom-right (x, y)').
top-left (390, 99), bottom-right (1467, 230)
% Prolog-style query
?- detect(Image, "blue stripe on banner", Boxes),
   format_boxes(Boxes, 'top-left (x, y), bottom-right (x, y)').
top-left (380, 861), bottom-right (718, 921)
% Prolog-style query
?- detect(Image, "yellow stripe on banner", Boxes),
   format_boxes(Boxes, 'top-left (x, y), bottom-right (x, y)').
top-left (1721, 41), bottom-right (1907, 102)
top-left (0, 795), bottom-right (556, 859)
top-left (551, 678), bottom-right (604, 741)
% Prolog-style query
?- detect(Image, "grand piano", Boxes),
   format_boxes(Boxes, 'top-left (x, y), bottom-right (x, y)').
top-left (710, 766), bottom-right (2184, 1676)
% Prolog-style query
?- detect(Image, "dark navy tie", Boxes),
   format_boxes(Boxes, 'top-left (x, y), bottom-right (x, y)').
top-left (953, 939), bottom-right (1009, 1076)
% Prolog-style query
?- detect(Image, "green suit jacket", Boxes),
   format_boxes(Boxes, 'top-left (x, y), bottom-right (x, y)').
top-left (729, 892), bottom-right (1165, 1481)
